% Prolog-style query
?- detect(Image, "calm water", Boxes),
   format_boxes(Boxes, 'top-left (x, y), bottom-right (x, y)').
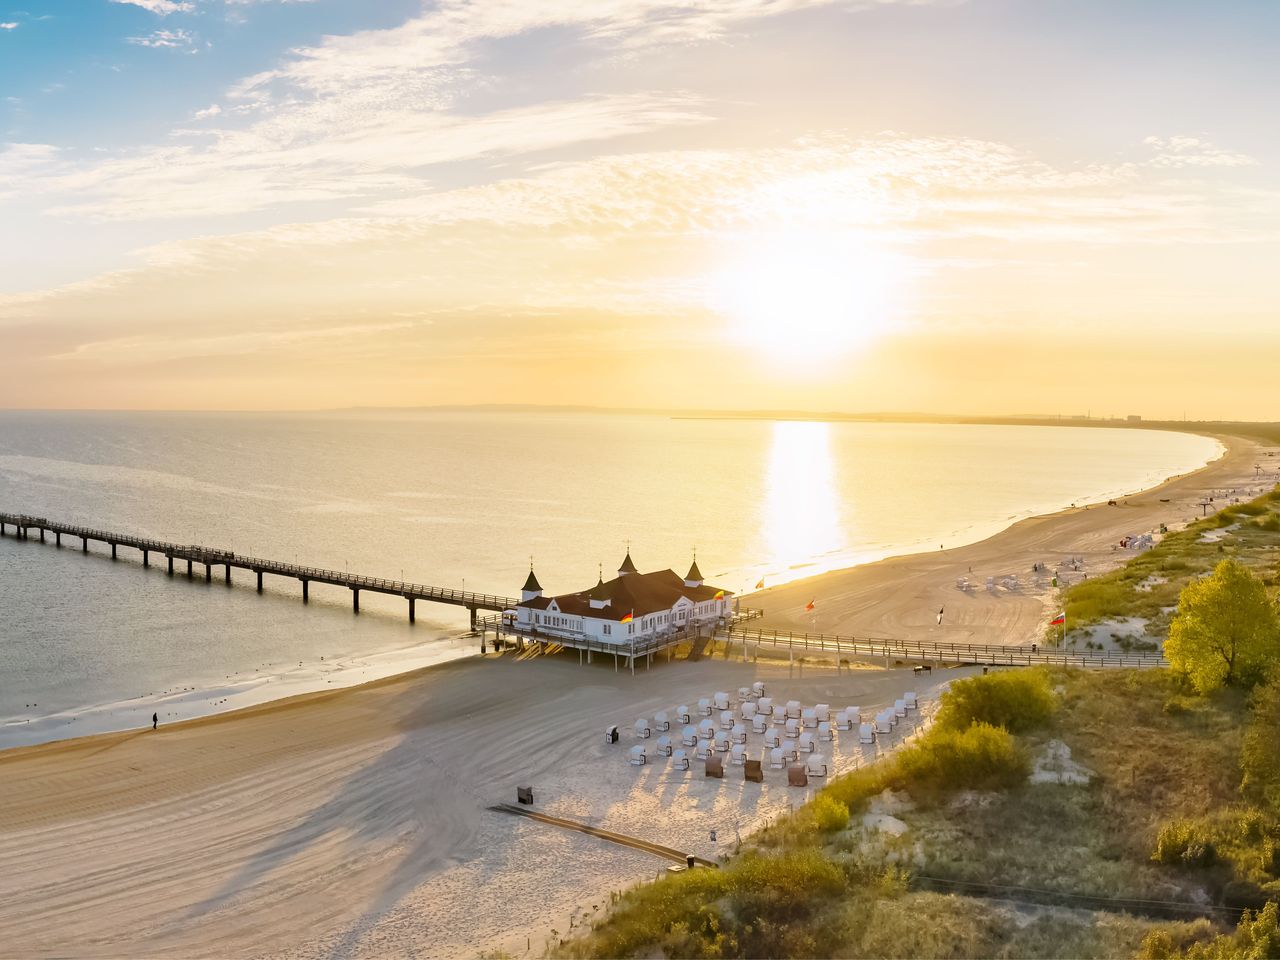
top-left (0, 412), bottom-right (1219, 745)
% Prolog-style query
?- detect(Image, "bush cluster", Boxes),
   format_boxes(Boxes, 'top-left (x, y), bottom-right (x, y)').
top-left (934, 669), bottom-right (1056, 734)
top-left (894, 722), bottom-right (1030, 796)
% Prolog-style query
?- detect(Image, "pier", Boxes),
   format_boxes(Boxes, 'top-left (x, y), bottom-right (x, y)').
top-left (0, 512), bottom-right (516, 629)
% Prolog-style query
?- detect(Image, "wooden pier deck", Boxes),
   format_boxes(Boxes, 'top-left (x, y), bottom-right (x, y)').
top-left (0, 512), bottom-right (516, 627)
top-left (720, 625), bottom-right (1167, 669)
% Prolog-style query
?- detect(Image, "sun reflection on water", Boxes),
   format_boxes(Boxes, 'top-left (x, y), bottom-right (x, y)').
top-left (762, 420), bottom-right (846, 573)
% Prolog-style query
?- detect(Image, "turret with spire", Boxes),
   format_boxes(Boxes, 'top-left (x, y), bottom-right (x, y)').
top-left (521, 563), bottom-right (543, 602)
top-left (618, 548), bottom-right (638, 577)
top-left (683, 552), bottom-right (704, 589)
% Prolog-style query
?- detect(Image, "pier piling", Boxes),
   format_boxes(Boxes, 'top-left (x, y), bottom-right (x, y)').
top-left (256, 570), bottom-right (263, 593)
top-left (352, 588), bottom-right (360, 613)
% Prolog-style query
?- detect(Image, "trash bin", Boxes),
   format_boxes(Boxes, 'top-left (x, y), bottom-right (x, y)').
top-left (686, 854), bottom-right (695, 869)
top-left (517, 786), bottom-right (533, 805)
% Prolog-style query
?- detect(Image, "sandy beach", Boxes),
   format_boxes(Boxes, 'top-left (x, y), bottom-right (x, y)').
top-left (1, 431), bottom-right (1274, 959)
top-left (753, 433), bottom-right (1274, 645)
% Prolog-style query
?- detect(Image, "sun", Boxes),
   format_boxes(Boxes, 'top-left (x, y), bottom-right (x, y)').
top-left (706, 230), bottom-right (908, 361)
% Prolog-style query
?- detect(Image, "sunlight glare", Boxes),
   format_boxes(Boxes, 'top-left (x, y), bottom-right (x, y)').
top-left (707, 231), bottom-right (908, 361)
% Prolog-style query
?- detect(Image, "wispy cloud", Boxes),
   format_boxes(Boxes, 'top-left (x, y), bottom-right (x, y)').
top-left (126, 27), bottom-right (197, 49)
top-left (1144, 135), bottom-right (1258, 169)
top-left (110, 0), bottom-right (195, 14)
top-left (0, 21), bottom-right (19, 30)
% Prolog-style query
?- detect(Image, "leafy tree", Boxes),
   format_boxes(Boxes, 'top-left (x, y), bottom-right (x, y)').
top-left (1165, 559), bottom-right (1280, 694)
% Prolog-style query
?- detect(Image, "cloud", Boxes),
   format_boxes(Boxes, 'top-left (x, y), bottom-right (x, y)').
top-left (33, 93), bottom-right (704, 220)
top-left (1144, 135), bottom-right (1257, 169)
top-left (110, 0), bottom-right (195, 14)
top-left (0, 21), bottom-right (19, 30)
top-left (126, 28), bottom-right (197, 49)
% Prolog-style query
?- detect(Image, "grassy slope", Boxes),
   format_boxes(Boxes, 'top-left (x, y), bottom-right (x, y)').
top-left (558, 487), bottom-right (1280, 960)
top-left (1056, 487), bottom-right (1280, 644)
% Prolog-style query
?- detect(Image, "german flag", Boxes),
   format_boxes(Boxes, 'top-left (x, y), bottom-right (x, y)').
top-left (620, 610), bottom-right (634, 623)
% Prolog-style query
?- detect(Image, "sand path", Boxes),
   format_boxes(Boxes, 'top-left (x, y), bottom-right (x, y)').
top-left (1, 430), bottom-right (1274, 958)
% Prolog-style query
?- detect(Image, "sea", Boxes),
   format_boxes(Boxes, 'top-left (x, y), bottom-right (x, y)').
top-left (0, 411), bottom-right (1221, 747)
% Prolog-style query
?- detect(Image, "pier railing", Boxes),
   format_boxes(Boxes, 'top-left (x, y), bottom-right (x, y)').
top-left (722, 626), bottom-right (1166, 669)
top-left (0, 512), bottom-right (518, 614)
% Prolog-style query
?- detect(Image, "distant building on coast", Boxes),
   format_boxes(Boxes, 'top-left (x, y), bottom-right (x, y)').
top-left (514, 552), bottom-right (733, 646)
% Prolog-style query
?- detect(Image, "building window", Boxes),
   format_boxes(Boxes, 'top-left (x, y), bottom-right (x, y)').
top-left (603, 624), bottom-right (611, 636)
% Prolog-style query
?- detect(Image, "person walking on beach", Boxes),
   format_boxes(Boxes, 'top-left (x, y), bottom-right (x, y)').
top-left (152, 711), bottom-right (158, 731)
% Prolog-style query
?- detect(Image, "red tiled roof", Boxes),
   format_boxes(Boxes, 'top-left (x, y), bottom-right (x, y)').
top-left (518, 568), bottom-right (733, 621)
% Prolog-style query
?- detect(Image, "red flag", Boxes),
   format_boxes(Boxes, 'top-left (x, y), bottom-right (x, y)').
top-left (805, 599), bottom-right (815, 612)
top-left (1049, 611), bottom-right (1065, 626)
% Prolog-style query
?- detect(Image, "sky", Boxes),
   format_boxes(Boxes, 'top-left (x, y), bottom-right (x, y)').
top-left (2, 0), bottom-right (1279, 418)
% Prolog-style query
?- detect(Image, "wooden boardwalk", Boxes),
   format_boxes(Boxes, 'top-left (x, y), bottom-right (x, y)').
top-left (722, 625), bottom-right (1166, 669)
top-left (488, 803), bottom-right (717, 868)
top-left (0, 512), bottom-right (516, 627)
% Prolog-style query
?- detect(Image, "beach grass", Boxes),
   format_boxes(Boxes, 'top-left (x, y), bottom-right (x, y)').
top-left (1053, 485), bottom-right (1280, 643)
top-left (559, 664), bottom-right (1280, 958)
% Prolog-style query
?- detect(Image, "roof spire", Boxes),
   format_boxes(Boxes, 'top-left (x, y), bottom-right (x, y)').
top-left (618, 542), bottom-right (638, 576)
top-left (685, 550), bottom-right (704, 586)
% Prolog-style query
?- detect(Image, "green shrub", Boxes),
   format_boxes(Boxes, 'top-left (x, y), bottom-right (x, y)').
top-left (1243, 674), bottom-right (1280, 813)
top-left (894, 722), bottom-right (1030, 796)
top-left (934, 669), bottom-right (1056, 734)
top-left (1255, 514), bottom-right (1280, 533)
top-left (809, 793), bottom-right (850, 833)
top-left (1153, 819), bottom-right (1218, 867)
top-left (1145, 900), bottom-right (1280, 959)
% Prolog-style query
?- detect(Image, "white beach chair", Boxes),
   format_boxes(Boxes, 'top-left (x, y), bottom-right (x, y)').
top-left (714, 731), bottom-right (731, 753)
top-left (769, 747), bottom-right (786, 769)
top-left (798, 732), bottom-right (815, 754)
top-left (905, 691), bottom-right (918, 709)
top-left (801, 708), bottom-right (817, 728)
top-left (846, 706), bottom-right (861, 725)
top-left (765, 728), bottom-right (782, 749)
top-left (772, 705), bottom-right (786, 725)
top-left (859, 722), bottom-right (874, 744)
top-left (806, 753), bottom-right (828, 778)
top-left (672, 749), bottom-right (690, 771)
top-left (720, 709), bottom-right (735, 730)
top-left (894, 699), bottom-right (907, 719)
top-left (731, 722), bottom-right (747, 744)
top-left (752, 714), bottom-right (768, 734)
top-left (817, 721), bottom-right (833, 742)
top-left (730, 744), bottom-right (747, 765)
top-left (786, 699), bottom-right (802, 719)
top-left (740, 701), bottom-right (757, 720)
top-left (815, 703), bottom-right (830, 723)
top-left (714, 691), bottom-right (731, 711)
top-left (696, 739), bottom-right (716, 760)
top-left (698, 718), bottom-right (715, 739)
top-left (780, 740), bottom-right (798, 762)
top-left (655, 735), bottom-right (672, 757)
top-left (738, 686), bottom-right (753, 703)
top-left (757, 696), bottom-right (773, 715)
top-left (681, 725), bottom-right (698, 747)
top-left (676, 704), bottom-right (692, 724)
top-left (875, 712), bottom-right (892, 735)
top-left (697, 697), bottom-right (712, 717)
top-left (834, 710), bottom-right (852, 732)
top-left (752, 681), bottom-right (765, 698)
top-left (785, 717), bottom-right (800, 739)
top-left (654, 710), bottom-right (670, 732)
top-left (628, 745), bottom-right (646, 766)
top-left (634, 718), bottom-right (652, 739)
